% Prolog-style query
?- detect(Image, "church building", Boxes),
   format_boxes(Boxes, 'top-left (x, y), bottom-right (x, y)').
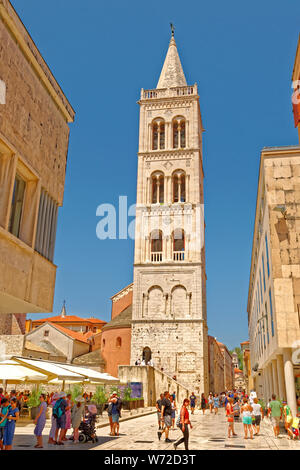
top-left (130, 31), bottom-right (209, 393)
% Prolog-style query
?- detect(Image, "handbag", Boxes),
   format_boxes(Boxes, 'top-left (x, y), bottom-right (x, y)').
top-left (176, 415), bottom-right (181, 428)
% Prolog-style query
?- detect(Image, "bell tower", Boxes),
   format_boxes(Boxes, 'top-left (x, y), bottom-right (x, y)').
top-left (131, 31), bottom-right (209, 394)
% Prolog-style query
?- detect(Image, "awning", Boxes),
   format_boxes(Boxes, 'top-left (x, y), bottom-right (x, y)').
top-left (0, 360), bottom-right (48, 383)
top-left (13, 357), bottom-right (86, 382)
top-left (56, 364), bottom-right (119, 384)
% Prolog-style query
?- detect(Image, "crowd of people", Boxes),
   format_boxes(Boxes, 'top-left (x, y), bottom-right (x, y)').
top-left (155, 389), bottom-right (300, 450)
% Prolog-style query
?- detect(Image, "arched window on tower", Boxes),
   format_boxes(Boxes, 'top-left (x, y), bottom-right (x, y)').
top-left (172, 170), bottom-right (186, 203)
top-left (173, 117), bottom-right (186, 149)
top-left (116, 337), bottom-right (122, 348)
top-left (151, 230), bottom-right (163, 263)
top-left (152, 119), bottom-right (165, 150)
top-left (151, 172), bottom-right (164, 204)
top-left (173, 229), bottom-right (185, 261)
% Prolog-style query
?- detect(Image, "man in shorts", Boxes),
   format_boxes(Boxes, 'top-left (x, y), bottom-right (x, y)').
top-left (54, 392), bottom-right (68, 445)
top-left (158, 391), bottom-right (172, 443)
top-left (268, 394), bottom-right (282, 438)
top-left (156, 393), bottom-right (163, 430)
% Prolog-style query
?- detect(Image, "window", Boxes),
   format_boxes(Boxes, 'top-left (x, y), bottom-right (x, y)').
top-left (102, 339), bottom-right (106, 347)
top-left (262, 254), bottom-right (266, 292)
top-left (269, 289), bottom-right (274, 337)
top-left (44, 330), bottom-right (49, 337)
top-left (151, 230), bottom-right (163, 262)
top-left (265, 234), bottom-right (270, 277)
top-left (173, 117), bottom-right (186, 149)
top-left (9, 174), bottom-right (26, 238)
top-left (35, 188), bottom-right (58, 262)
top-left (259, 270), bottom-right (263, 304)
top-left (151, 173), bottom-right (164, 204)
top-left (173, 229), bottom-right (185, 261)
top-left (265, 302), bottom-right (269, 344)
top-left (172, 171), bottom-right (186, 203)
top-left (116, 337), bottom-right (122, 348)
top-left (152, 119), bottom-right (165, 150)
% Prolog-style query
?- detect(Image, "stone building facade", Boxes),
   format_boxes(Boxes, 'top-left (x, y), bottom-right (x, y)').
top-left (208, 336), bottom-right (225, 394)
top-left (0, 0), bottom-right (74, 315)
top-left (247, 146), bottom-right (300, 415)
top-left (216, 341), bottom-right (234, 391)
top-left (130, 33), bottom-right (209, 394)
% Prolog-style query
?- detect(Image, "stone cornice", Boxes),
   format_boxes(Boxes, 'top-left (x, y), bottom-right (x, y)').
top-left (131, 319), bottom-right (205, 324)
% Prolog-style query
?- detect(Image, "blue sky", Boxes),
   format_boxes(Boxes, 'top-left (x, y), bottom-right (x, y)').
top-left (15, 0), bottom-right (300, 349)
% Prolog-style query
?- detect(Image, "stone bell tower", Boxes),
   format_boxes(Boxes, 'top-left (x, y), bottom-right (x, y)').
top-left (131, 31), bottom-right (209, 394)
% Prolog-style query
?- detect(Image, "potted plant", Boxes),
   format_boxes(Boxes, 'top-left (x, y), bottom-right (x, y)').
top-left (27, 387), bottom-right (44, 420)
top-left (70, 384), bottom-right (84, 403)
top-left (93, 386), bottom-right (108, 415)
top-left (122, 386), bottom-right (132, 410)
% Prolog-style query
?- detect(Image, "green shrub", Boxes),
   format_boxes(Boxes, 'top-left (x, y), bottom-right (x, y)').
top-left (93, 386), bottom-right (108, 405)
top-left (70, 384), bottom-right (84, 402)
top-left (124, 386), bottom-right (132, 401)
top-left (27, 387), bottom-right (44, 408)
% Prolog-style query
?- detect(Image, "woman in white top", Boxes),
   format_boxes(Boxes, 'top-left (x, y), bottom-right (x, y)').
top-left (241, 398), bottom-right (253, 440)
top-left (251, 398), bottom-right (263, 436)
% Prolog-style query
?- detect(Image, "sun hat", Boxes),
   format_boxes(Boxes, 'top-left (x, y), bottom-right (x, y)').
top-left (88, 404), bottom-right (97, 414)
top-left (52, 392), bottom-right (60, 401)
top-left (59, 391), bottom-right (67, 398)
top-left (75, 396), bottom-right (85, 403)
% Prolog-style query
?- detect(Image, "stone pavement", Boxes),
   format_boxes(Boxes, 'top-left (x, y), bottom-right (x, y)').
top-left (12, 408), bottom-right (300, 450)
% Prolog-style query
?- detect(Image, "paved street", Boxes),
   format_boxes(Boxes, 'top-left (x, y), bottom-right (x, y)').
top-left (12, 408), bottom-right (300, 451)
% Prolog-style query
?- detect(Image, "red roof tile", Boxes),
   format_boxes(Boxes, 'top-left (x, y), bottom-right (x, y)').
top-left (49, 323), bottom-right (90, 343)
top-left (33, 315), bottom-right (106, 325)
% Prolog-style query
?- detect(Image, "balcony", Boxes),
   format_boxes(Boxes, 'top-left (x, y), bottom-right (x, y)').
top-left (173, 251), bottom-right (185, 261)
top-left (141, 85), bottom-right (197, 100)
top-left (151, 252), bottom-right (163, 263)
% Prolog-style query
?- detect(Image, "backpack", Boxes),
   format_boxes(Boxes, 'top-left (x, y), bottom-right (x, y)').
top-left (176, 415), bottom-right (181, 428)
top-left (53, 399), bottom-right (64, 419)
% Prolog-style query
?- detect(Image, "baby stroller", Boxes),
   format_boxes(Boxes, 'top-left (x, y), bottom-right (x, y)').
top-left (78, 405), bottom-right (98, 443)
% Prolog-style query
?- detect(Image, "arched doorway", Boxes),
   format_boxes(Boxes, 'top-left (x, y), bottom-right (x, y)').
top-left (143, 347), bottom-right (152, 364)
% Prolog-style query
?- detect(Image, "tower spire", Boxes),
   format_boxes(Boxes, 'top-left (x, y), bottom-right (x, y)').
top-left (156, 26), bottom-right (187, 89)
top-left (60, 300), bottom-right (67, 318)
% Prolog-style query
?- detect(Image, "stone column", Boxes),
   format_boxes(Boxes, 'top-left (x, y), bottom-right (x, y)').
top-left (271, 359), bottom-right (279, 398)
top-left (276, 354), bottom-right (286, 401)
top-left (283, 349), bottom-right (297, 417)
top-left (267, 364), bottom-right (273, 401)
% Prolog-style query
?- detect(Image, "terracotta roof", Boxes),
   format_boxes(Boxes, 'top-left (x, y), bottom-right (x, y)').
top-left (240, 341), bottom-right (249, 345)
top-left (49, 323), bottom-right (90, 343)
top-left (33, 315), bottom-right (106, 325)
top-left (234, 368), bottom-right (243, 374)
top-left (102, 305), bottom-right (132, 331)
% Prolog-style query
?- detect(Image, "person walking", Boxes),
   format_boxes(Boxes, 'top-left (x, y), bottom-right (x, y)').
top-left (33, 394), bottom-right (47, 449)
top-left (226, 397), bottom-right (236, 438)
top-left (189, 392), bottom-right (196, 415)
top-left (283, 400), bottom-right (293, 440)
top-left (241, 397), bottom-right (253, 440)
top-left (268, 394), bottom-right (283, 439)
top-left (208, 393), bottom-right (214, 413)
top-left (71, 396), bottom-right (85, 444)
top-left (48, 392), bottom-right (59, 445)
top-left (63, 393), bottom-right (72, 441)
top-left (3, 397), bottom-right (19, 450)
top-left (0, 397), bottom-right (9, 450)
top-left (158, 391), bottom-right (172, 443)
top-left (200, 393), bottom-right (207, 415)
top-left (156, 393), bottom-right (164, 430)
top-left (107, 397), bottom-right (114, 436)
top-left (213, 394), bottom-right (220, 415)
top-left (170, 395), bottom-right (177, 430)
top-left (53, 392), bottom-right (68, 445)
top-left (251, 398), bottom-right (263, 436)
top-left (173, 399), bottom-right (192, 451)
top-left (110, 392), bottom-right (122, 436)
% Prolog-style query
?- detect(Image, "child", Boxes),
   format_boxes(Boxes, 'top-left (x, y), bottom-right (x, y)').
top-left (291, 416), bottom-right (299, 440)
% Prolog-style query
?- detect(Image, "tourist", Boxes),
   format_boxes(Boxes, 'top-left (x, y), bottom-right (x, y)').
top-left (141, 359), bottom-right (146, 366)
top-left (71, 396), bottom-right (85, 444)
top-left (173, 399), bottom-right (192, 451)
top-left (208, 392), bottom-right (213, 413)
top-left (213, 394), bottom-right (220, 415)
top-left (283, 400), bottom-right (293, 440)
top-left (158, 391), bottom-right (172, 443)
top-left (0, 388), bottom-right (4, 402)
top-left (3, 397), bottom-right (19, 450)
top-left (63, 393), bottom-right (72, 440)
top-left (170, 395), bottom-right (177, 430)
top-left (156, 393), bottom-right (164, 430)
top-left (53, 391), bottom-right (68, 445)
top-left (0, 397), bottom-right (9, 450)
top-left (251, 397), bottom-right (263, 436)
top-left (107, 396), bottom-right (113, 436)
top-left (33, 394), bottom-right (47, 449)
top-left (135, 358), bottom-right (141, 366)
top-left (189, 392), bottom-right (196, 414)
top-left (291, 415), bottom-right (300, 440)
top-left (241, 397), bottom-right (253, 440)
top-left (110, 392), bottom-right (122, 436)
top-left (226, 397), bottom-right (236, 438)
top-left (200, 393), bottom-right (207, 415)
top-left (268, 394), bottom-right (282, 439)
top-left (48, 392), bottom-right (59, 445)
